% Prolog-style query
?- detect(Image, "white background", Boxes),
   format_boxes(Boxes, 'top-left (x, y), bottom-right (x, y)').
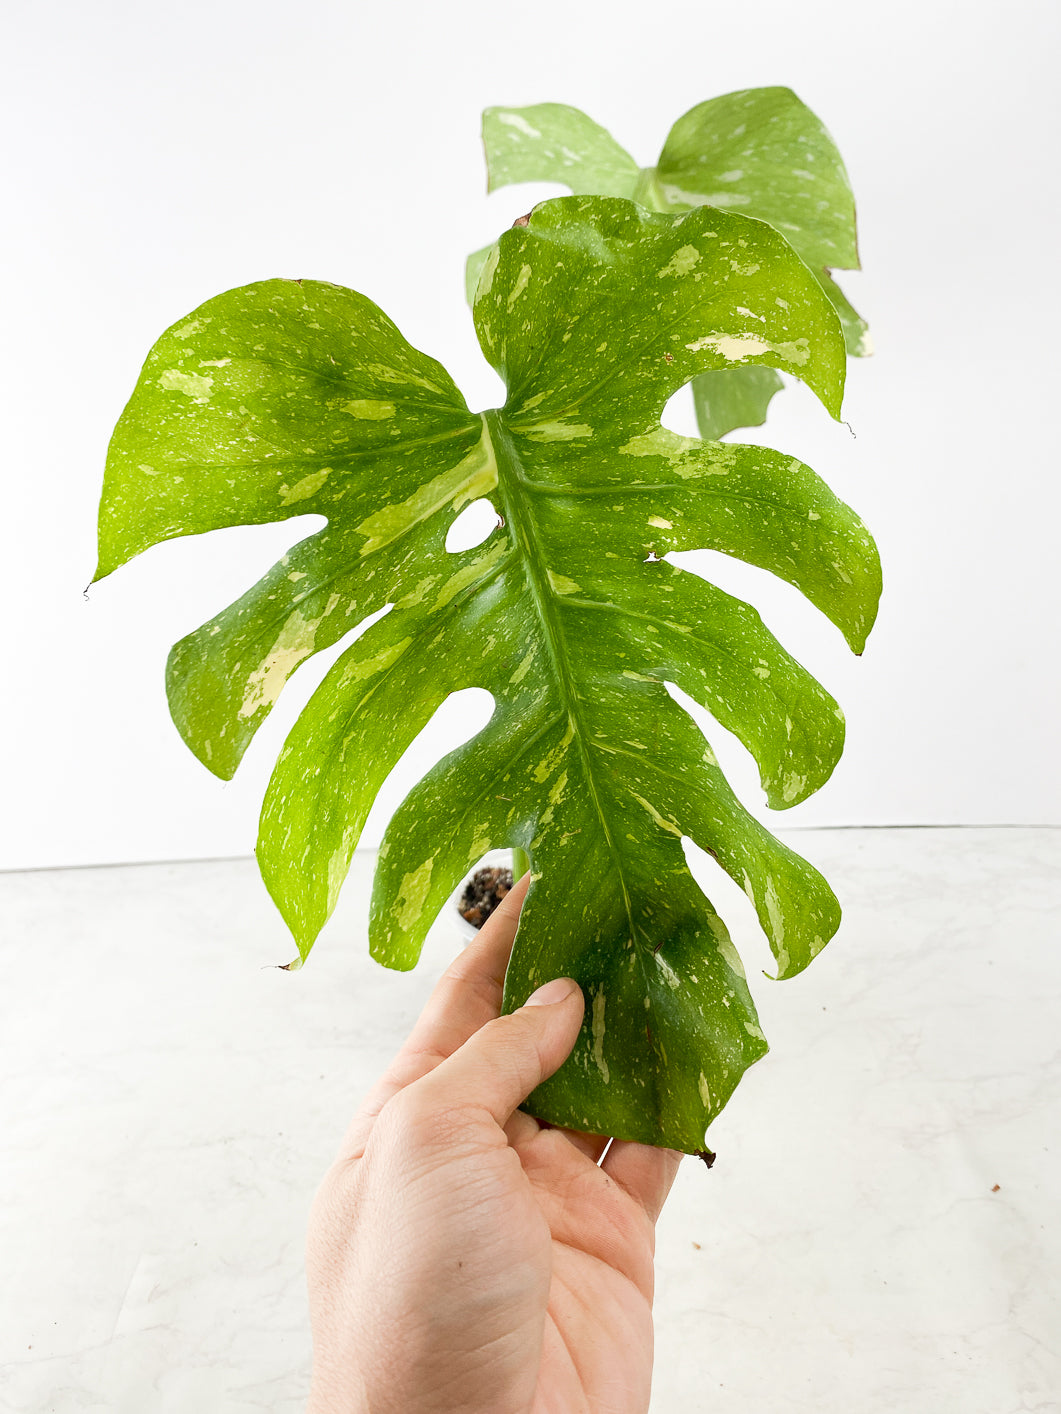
top-left (3, 0), bottom-right (1059, 872)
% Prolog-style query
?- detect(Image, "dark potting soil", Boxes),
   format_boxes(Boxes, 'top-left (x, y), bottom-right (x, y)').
top-left (458, 866), bottom-right (513, 928)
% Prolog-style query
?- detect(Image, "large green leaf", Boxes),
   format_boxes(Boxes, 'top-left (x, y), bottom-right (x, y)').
top-left (96, 196), bottom-right (880, 1152)
top-left (472, 88), bottom-right (869, 440)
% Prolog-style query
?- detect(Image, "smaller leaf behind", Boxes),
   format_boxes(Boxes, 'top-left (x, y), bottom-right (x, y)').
top-left (690, 366), bottom-right (784, 443)
top-left (655, 87), bottom-right (860, 273)
top-left (653, 86), bottom-right (868, 436)
top-left (481, 102), bottom-right (641, 197)
top-left (473, 89), bottom-right (869, 439)
top-left (467, 103), bottom-right (643, 308)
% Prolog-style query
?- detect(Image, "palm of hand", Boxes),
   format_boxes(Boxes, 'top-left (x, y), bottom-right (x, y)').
top-left (514, 1123), bottom-right (670, 1413)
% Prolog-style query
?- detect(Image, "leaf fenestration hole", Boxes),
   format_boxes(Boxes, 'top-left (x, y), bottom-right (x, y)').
top-left (666, 547), bottom-right (837, 685)
top-left (680, 834), bottom-right (764, 958)
top-left (665, 678), bottom-right (766, 819)
top-left (446, 498), bottom-right (504, 554)
top-left (360, 687), bottom-right (497, 848)
top-left (659, 383), bottom-right (701, 440)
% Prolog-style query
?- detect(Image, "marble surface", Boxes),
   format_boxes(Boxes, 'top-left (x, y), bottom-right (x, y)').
top-left (2, 828), bottom-right (1058, 1412)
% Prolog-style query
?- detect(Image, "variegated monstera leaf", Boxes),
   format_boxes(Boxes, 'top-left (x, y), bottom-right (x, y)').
top-left (468, 87), bottom-right (869, 440)
top-left (96, 196), bottom-right (880, 1152)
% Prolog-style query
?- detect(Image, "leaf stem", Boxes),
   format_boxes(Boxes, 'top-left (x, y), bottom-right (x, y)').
top-left (632, 166), bottom-right (669, 212)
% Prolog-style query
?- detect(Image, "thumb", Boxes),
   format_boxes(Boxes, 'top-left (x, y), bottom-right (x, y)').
top-left (412, 977), bottom-right (584, 1129)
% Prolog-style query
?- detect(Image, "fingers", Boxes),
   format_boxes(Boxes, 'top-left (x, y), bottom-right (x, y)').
top-left (409, 975), bottom-right (585, 1131)
top-left (536, 1124), bottom-right (611, 1165)
top-left (601, 1140), bottom-right (684, 1222)
top-left (337, 874), bottom-right (530, 1158)
top-left (398, 871), bottom-right (531, 1066)
top-left (339, 867), bottom-right (682, 1220)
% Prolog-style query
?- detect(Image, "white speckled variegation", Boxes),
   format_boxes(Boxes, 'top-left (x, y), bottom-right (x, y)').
top-left (95, 196), bottom-right (880, 1151)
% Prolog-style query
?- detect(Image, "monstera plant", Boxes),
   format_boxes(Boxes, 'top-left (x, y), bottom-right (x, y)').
top-left (467, 86), bottom-right (870, 441)
top-left (95, 99), bottom-right (879, 1155)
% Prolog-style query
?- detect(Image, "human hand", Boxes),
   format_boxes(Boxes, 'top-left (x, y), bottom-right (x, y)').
top-left (305, 873), bottom-right (683, 1414)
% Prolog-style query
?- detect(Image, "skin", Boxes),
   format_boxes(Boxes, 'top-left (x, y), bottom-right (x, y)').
top-left (305, 874), bottom-right (684, 1414)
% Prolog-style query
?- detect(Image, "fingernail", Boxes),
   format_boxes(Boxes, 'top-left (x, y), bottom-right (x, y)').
top-left (525, 976), bottom-right (579, 1007)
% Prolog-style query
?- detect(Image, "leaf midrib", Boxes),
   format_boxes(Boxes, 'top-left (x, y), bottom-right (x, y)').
top-left (483, 409), bottom-right (641, 946)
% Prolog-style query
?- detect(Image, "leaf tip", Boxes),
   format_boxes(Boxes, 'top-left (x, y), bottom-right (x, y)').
top-left (843, 594), bottom-right (881, 657)
top-left (90, 547), bottom-right (118, 586)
